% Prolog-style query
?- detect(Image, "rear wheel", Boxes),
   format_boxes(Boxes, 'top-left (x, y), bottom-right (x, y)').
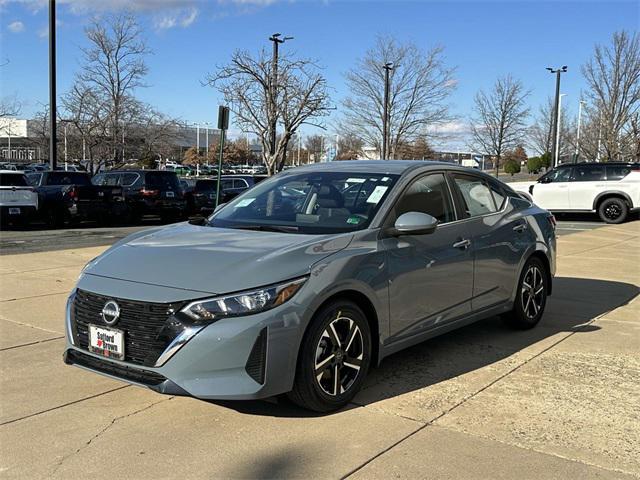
top-left (504, 257), bottom-right (548, 330)
top-left (288, 300), bottom-right (371, 412)
top-left (598, 197), bottom-right (628, 224)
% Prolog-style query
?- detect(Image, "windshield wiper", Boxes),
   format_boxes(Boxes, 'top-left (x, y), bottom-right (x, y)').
top-left (231, 224), bottom-right (300, 233)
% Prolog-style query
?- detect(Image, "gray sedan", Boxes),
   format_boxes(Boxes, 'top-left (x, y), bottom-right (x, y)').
top-left (64, 161), bottom-right (556, 412)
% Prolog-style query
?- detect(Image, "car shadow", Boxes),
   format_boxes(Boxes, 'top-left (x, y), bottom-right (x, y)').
top-left (208, 276), bottom-right (639, 418)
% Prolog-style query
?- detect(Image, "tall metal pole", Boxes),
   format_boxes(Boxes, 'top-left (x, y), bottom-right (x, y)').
top-left (64, 122), bottom-right (67, 169)
top-left (575, 100), bottom-right (584, 163)
top-left (49, 0), bottom-right (57, 170)
top-left (382, 62), bottom-right (393, 160)
top-left (547, 66), bottom-right (567, 168)
top-left (268, 34), bottom-right (293, 168)
top-left (554, 94), bottom-right (566, 166)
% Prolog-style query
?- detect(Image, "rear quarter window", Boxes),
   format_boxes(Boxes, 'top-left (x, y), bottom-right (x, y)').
top-left (606, 165), bottom-right (636, 180)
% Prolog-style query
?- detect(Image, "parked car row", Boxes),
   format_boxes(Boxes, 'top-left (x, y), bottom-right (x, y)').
top-left (0, 168), bottom-right (267, 229)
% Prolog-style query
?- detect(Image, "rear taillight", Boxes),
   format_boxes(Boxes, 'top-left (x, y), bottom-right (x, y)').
top-left (141, 188), bottom-right (159, 197)
top-left (67, 187), bottom-right (78, 200)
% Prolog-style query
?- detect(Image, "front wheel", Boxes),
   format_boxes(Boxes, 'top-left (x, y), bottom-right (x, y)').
top-left (288, 300), bottom-right (371, 412)
top-left (504, 257), bottom-right (548, 330)
top-left (598, 197), bottom-right (628, 224)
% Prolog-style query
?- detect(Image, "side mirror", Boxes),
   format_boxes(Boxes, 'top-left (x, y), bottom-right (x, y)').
top-left (539, 176), bottom-right (552, 184)
top-left (213, 202), bottom-right (226, 213)
top-left (188, 215), bottom-right (207, 226)
top-left (389, 212), bottom-right (438, 236)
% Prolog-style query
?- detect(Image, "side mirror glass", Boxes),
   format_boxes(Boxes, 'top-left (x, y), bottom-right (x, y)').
top-left (539, 176), bottom-right (552, 184)
top-left (391, 212), bottom-right (438, 236)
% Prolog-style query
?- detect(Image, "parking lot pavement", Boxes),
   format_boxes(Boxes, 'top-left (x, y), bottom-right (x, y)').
top-left (0, 222), bottom-right (638, 479)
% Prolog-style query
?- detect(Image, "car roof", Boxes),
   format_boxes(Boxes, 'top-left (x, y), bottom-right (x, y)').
top-left (556, 161), bottom-right (639, 168)
top-left (0, 169), bottom-right (25, 174)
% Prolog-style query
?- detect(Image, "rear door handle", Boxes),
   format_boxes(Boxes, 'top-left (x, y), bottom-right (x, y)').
top-left (453, 239), bottom-right (471, 249)
top-left (513, 222), bottom-right (528, 233)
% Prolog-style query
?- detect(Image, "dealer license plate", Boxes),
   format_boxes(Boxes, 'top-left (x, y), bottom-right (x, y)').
top-left (9, 208), bottom-right (20, 215)
top-left (88, 324), bottom-right (125, 360)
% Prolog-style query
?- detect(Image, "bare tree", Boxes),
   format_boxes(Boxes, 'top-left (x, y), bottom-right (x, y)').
top-left (80, 13), bottom-right (150, 163)
top-left (205, 49), bottom-right (332, 175)
top-left (470, 75), bottom-right (530, 175)
top-left (582, 30), bottom-right (640, 160)
top-left (528, 96), bottom-right (571, 157)
top-left (340, 35), bottom-right (456, 159)
top-left (336, 133), bottom-right (364, 160)
top-left (0, 94), bottom-right (21, 118)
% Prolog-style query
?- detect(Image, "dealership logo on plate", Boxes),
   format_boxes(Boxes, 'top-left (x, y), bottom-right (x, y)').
top-left (101, 300), bottom-right (120, 326)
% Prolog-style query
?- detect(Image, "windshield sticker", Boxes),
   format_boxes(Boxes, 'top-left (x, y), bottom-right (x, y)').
top-left (346, 216), bottom-right (363, 225)
top-left (346, 178), bottom-right (366, 184)
top-left (366, 185), bottom-right (389, 204)
top-left (235, 198), bottom-right (255, 208)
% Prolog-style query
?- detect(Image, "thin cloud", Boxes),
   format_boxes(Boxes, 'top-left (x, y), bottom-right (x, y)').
top-left (8, 20), bottom-right (25, 32)
top-left (153, 6), bottom-right (199, 30)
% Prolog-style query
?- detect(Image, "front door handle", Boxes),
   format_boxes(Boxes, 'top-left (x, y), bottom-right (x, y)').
top-left (453, 239), bottom-right (471, 249)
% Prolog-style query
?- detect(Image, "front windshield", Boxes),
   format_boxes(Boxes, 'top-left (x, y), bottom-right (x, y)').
top-left (210, 171), bottom-right (399, 234)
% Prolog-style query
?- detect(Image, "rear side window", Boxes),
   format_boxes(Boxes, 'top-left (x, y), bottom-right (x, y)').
top-left (606, 165), bottom-right (635, 180)
top-left (47, 172), bottom-right (90, 186)
top-left (104, 173), bottom-right (120, 186)
top-left (145, 172), bottom-right (180, 189)
top-left (195, 180), bottom-right (217, 192)
top-left (92, 174), bottom-right (105, 185)
top-left (233, 179), bottom-right (249, 188)
top-left (120, 173), bottom-right (138, 186)
top-left (572, 165), bottom-right (605, 182)
top-left (0, 173), bottom-right (28, 186)
top-left (395, 173), bottom-right (455, 224)
top-left (451, 174), bottom-right (497, 217)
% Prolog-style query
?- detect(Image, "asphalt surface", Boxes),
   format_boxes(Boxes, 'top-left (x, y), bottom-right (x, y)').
top-left (0, 216), bottom-right (616, 255)
top-left (1, 221), bottom-right (638, 479)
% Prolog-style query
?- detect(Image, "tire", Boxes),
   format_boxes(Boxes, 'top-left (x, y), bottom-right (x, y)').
top-left (504, 256), bottom-right (548, 330)
top-left (288, 300), bottom-right (372, 412)
top-left (598, 197), bottom-right (628, 224)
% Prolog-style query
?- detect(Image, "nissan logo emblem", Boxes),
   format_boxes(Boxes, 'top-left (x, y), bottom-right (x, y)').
top-left (101, 300), bottom-right (120, 326)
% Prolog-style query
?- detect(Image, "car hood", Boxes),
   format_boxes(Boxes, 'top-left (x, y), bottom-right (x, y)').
top-left (84, 222), bottom-right (353, 295)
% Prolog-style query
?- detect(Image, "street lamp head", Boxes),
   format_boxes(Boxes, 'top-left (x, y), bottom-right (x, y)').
top-left (546, 67), bottom-right (553, 72)
top-left (270, 33), bottom-right (281, 39)
top-left (561, 66), bottom-right (568, 72)
top-left (383, 62), bottom-right (394, 70)
top-left (284, 36), bottom-right (294, 41)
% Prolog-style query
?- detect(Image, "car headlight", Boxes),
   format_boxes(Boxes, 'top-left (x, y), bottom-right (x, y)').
top-left (181, 277), bottom-right (307, 322)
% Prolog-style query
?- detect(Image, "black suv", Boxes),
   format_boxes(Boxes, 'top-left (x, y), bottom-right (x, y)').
top-left (92, 170), bottom-right (186, 222)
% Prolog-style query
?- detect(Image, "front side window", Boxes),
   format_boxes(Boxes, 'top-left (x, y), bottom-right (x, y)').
top-left (104, 173), bottom-right (120, 186)
top-left (571, 165), bottom-right (605, 182)
top-left (540, 168), bottom-right (572, 183)
top-left (451, 174), bottom-right (497, 217)
top-left (26, 173), bottom-right (42, 186)
top-left (394, 173), bottom-right (455, 224)
top-left (210, 171), bottom-right (399, 234)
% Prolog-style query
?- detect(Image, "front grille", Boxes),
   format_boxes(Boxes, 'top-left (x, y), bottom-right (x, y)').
top-left (72, 289), bottom-right (182, 367)
top-left (245, 328), bottom-right (268, 384)
top-left (65, 349), bottom-right (167, 386)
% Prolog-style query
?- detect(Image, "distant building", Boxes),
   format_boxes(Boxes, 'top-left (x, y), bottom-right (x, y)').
top-left (0, 118), bottom-right (220, 165)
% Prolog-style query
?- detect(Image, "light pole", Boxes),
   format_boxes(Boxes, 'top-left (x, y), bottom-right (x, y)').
top-left (554, 93), bottom-right (567, 166)
top-left (382, 62), bottom-right (394, 160)
top-left (49, 0), bottom-right (57, 169)
top-left (268, 33), bottom-right (293, 162)
top-left (546, 66), bottom-right (567, 168)
top-left (575, 100), bottom-right (585, 163)
top-left (64, 122), bottom-right (67, 169)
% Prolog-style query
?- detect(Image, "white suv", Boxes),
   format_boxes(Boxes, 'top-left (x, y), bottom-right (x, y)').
top-left (511, 162), bottom-right (640, 224)
top-left (0, 170), bottom-right (39, 226)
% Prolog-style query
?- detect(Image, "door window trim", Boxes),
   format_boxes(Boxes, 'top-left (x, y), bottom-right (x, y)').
top-left (444, 171), bottom-right (510, 225)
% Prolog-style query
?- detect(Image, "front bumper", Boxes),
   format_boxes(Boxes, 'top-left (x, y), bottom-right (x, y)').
top-left (64, 279), bottom-right (307, 400)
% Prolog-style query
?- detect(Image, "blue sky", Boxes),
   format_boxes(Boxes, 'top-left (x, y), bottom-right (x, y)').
top-left (1, 0), bottom-right (638, 147)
